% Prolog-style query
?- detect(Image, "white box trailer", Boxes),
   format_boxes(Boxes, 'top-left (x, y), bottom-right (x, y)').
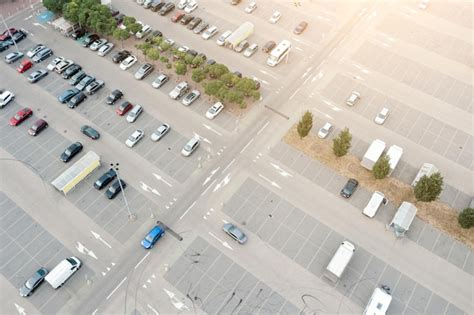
top-left (363, 191), bottom-right (387, 218)
top-left (224, 22), bottom-right (254, 49)
top-left (363, 287), bottom-right (392, 315)
top-left (389, 202), bottom-right (417, 238)
top-left (411, 163), bottom-right (438, 186)
top-left (323, 241), bottom-right (356, 283)
top-left (386, 145), bottom-right (403, 175)
top-left (361, 139), bottom-right (386, 170)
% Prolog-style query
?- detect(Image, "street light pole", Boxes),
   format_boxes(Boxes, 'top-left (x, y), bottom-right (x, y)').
top-left (0, 14), bottom-right (20, 52)
top-left (110, 163), bottom-right (136, 221)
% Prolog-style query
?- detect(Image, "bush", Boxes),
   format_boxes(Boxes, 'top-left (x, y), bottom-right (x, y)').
top-left (192, 69), bottom-right (206, 83)
top-left (372, 154), bottom-right (391, 179)
top-left (208, 64), bottom-right (229, 79)
top-left (174, 62), bottom-right (187, 75)
top-left (160, 56), bottom-right (169, 63)
top-left (166, 63), bottom-right (172, 69)
top-left (332, 128), bottom-right (352, 157)
top-left (414, 172), bottom-right (443, 202)
top-left (296, 111), bottom-right (313, 139)
top-left (458, 208), bottom-right (474, 229)
top-left (204, 80), bottom-right (224, 96)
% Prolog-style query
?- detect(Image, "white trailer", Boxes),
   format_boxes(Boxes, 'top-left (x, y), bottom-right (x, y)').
top-left (224, 22), bottom-right (254, 49)
top-left (411, 163), bottom-right (438, 186)
top-left (323, 241), bottom-right (356, 283)
top-left (386, 145), bottom-right (403, 175)
top-left (363, 191), bottom-right (386, 218)
top-left (364, 286), bottom-right (392, 315)
top-left (389, 202), bottom-right (417, 238)
top-left (361, 139), bottom-right (386, 170)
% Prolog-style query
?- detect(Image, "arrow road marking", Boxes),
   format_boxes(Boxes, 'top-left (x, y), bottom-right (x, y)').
top-left (152, 173), bottom-right (173, 187)
top-left (213, 173), bottom-right (231, 193)
top-left (202, 167), bottom-right (220, 186)
top-left (140, 181), bottom-right (161, 196)
top-left (202, 123), bottom-right (222, 136)
top-left (270, 163), bottom-right (294, 178)
top-left (208, 232), bottom-right (233, 250)
top-left (147, 304), bottom-right (160, 315)
top-left (193, 132), bottom-right (212, 144)
top-left (163, 288), bottom-right (190, 311)
top-left (258, 174), bottom-right (282, 189)
top-left (14, 303), bottom-right (26, 315)
top-left (91, 231), bottom-right (112, 249)
top-left (76, 242), bottom-right (98, 259)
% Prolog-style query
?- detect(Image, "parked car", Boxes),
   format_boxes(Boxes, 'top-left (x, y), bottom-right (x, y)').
top-left (80, 125), bottom-right (100, 139)
top-left (206, 102), bottom-right (224, 119)
top-left (4, 51), bottom-right (24, 64)
top-left (26, 44), bottom-right (45, 58)
top-left (27, 119), bottom-right (48, 136)
top-left (0, 28), bottom-right (16, 41)
top-left (340, 178), bottom-right (359, 198)
top-left (31, 48), bottom-right (53, 63)
top-left (58, 88), bottom-right (80, 103)
top-left (206, 59), bottom-right (216, 66)
top-left (145, 30), bottom-right (163, 43)
top-left (27, 69), bottom-right (48, 83)
top-left (60, 142), bottom-right (83, 162)
top-left (120, 55), bottom-right (137, 70)
top-left (126, 105), bottom-right (143, 123)
top-left (136, 25), bottom-right (152, 39)
top-left (171, 11), bottom-right (185, 22)
top-left (187, 49), bottom-right (198, 57)
top-left (70, 28), bottom-right (86, 40)
top-left (180, 14), bottom-right (194, 25)
top-left (374, 107), bottom-right (390, 125)
top-left (346, 91), bottom-right (360, 106)
top-left (0, 90), bottom-right (14, 108)
top-left (177, 0), bottom-right (188, 9)
top-left (151, 74), bottom-right (169, 88)
top-left (151, 1), bottom-right (166, 11)
top-left (169, 81), bottom-right (190, 99)
top-left (159, 2), bottom-right (175, 15)
top-left (55, 59), bottom-right (74, 74)
top-left (223, 223), bottom-right (247, 244)
top-left (98, 42), bottom-right (114, 56)
top-left (0, 41), bottom-right (11, 52)
top-left (141, 225), bottom-right (165, 249)
top-left (182, 90), bottom-right (200, 106)
top-left (106, 89), bottom-right (123, 104)
top-left (269, 11), bottom-right (281, 23)
top-left (19, 267), bottom-right (48, 297)
top-left (112, 50), bottom-right (131, 63)
top-left (202, 25), bottom-right (217, 40)
top-left (114, 13), bottom-right (125, 24)
top-left (245, 2), bottom-right (257, 13)
top-left (216, 30), bottom-right (232, 46)
top-left (317, 122), bottom-right (333, 139)
top-left (193, 22), bottom-right (208, 34)
top-left (187, 17), bottom-right (202, 30)
top-left (85, 80), bottom-right (105, 95)
top-left (116, 101), bottom-right (133, 115)
top-left (17, 59), bottom-right (33, 73)
top-left (184, 0), bottom-right (198, 13)
top-left (181, 137), bottom-right (199, 156)
top-left (125, 129), bottom-right (144, 148)
top-left (61, 64), bottom-right (81, 79)
top-left (294, 21), bottom-right (308, 34)
top-left (105, 179), bottom-right (126, 199)
top-left (234, 40), bottom-right (249, 53)
top-left (67, 91), bottom-right (87, 108)
top-left (75, 75), bottom-right (95, 91)
top-left (9, 107), bottom-right (32, 126)
top-left (10, 30), bottom-right (27, 44)
top-left (69, 70), bottom-right (86, 86)
top-left (82, 34), bottom-right (99, 47)
top-left (93, 168), bottom-right (117, 190)
top-left (89, 38), bottom-right (107, 51)
top-left (262, 41), bottom-right (276, 53)
top-left (47, 57), bottom-right (64, 71)
top-left (243, 43), bottom-right (258, 57)
top-left (151, 123), bottom-right (170, 141)
top-left (134, 63), bottom-right (154, 80)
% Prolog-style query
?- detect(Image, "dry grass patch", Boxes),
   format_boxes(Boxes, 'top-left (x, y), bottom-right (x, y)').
top-left (284, 126), bottom-right (474, 249)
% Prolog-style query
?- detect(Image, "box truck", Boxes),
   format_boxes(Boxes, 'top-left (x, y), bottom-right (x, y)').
top-left (361, 139), bottom-right (386, 170)
top-left (323, 241), bottom-right (356, 283)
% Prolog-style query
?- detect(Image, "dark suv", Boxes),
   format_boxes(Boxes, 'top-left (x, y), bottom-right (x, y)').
top-left (60, 142), bottom-right (83, 162)
top-left (106, 89), bottom-right (123, 105)
top-left (112, 50), bottom-right (131, 63)
top-left (105, 179), bottom-right (126, 199)
top-left (340, 178), bottom-right (359, 199)
top-left (94, 169), bottom-right (117, 190)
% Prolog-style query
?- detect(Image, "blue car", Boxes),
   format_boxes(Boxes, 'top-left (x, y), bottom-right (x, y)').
top-left (141, 226), bottom-right (165, 249)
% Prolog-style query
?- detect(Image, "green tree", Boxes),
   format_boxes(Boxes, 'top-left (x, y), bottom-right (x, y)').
top-left (152, 36), bottom-right (163, 46)
top-left (216, 86), bottom-right (229, 101)
top-left (235, 78), bottom-right (257, 96)
top-left (146, 48), bottom-right (160, 61)
top-left (414, 172), bottom-right (444, 202)
top-left (204, 80), bottom-right (224, 96)
top-left (160, 56), bottom-right (169, 63)
top-left (332, 128), bottom-right (352, 157)
top-left (250, 90), bottom-right (261, 101)
top-left (123, 16), bottom-right (137, 27)
top-left (166, 63), bottom-right (172, 69)
top-left (175, 62), bottom-right (187, 75)
top-left (372, 154), bottom-right (391, 179)
top-left (113, 28), bottom-right (130, 48)
top-left (190, 56), bottom-right (205, 68)
top-left (158, 41), bottom-right (171, 52)
top-left (63, 1), bottom-right (80, 24)
top-left (296, 111), bottom-right (313, 139)
top-left (136, 42), bottom-right (152, 52)
top-left (221, 73), bottom-right (238, 87)
top-left (225, 90), bottom-right (244, 104)
top-left (208, 64), bottom-right (229, 79)
top-left (458, 208), bottom-right (474, 229)
top-left (43, 0), bottom-right (70, 13)
top-left (184, 54), bottom-right (194, 65)
top-left (192, 69), bottom-right (207, 83)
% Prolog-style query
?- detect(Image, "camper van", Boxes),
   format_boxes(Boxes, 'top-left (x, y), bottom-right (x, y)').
top-left (45, 257), bottom-right (81, 289)
top-left (364, 286), bottom-right (392, 315)
top-left (323, 241), bottom-right (356, 283)
top-left (363, 191), bottom-right (387, 218)
top-left (389, 202), bottom-right (417, 238)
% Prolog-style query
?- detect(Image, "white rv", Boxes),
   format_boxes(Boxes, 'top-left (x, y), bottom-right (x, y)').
top-left (363, 191), bottom-right (386, 218)
top-left (323, 241), bottom-right (356, 283)
top-left (364, 287), bottom-right (392, 315)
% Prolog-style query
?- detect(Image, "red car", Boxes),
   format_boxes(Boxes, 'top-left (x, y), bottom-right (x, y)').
top-left (116, 101), bottom-right (133, 116)
top-left (17, 60), bottom-right (33, 73)
top-left (10, 107), bottom-right (33, 126)
top-left (0, 28), bottom-right (16, 41)
top-left (171, 12), bottom-right (185, 23)
top-left (28, 119), bottom-right (48, 136)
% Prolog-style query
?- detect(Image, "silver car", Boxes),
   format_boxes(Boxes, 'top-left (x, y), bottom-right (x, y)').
top-left (223, 223), bottom-right (247, 244)
top-left (4, 51), bottom-right (24, 64)
top-left (151, 123), bottom-right (170, 141)
top-left (134, 63), bottom-right (154, 80)
top-left (27, 69), bottom-right (48, 83)
top-left (26, 44), bottom-right (45, 58)
top-left (152, 74), bottom-right (169, 88)
top-left (125, 129), bottom-right (144, 148)
top-left (181, 90), bottom-right (200, 106)
top-left (97, 42), bottom-right (114, 56)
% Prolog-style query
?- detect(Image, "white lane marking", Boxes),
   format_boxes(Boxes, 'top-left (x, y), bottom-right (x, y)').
top-left (163, 288), bottom-right (190, 311)
top-left (14, 303), bottom-right (26, 315)
top-left (106, 277), bottom-right (127, 300)
top-left (258, 174), bottom-right (282, 189)
top-left (213, 173), bottom-right (231, 193)
top-left (289, 87), bottom-right (302, 100)
top-left (140, 181), bottom-right (161, 196)
top-left (257, 121), bottom-right (270, 135)
top-left (312, 107), bottom-right (334, 119)
top-left (193, 132), bottom-right (212, 144)
top-left (91, 309), bottom-right (98, 315)
top-left (202, 123), bottom-right (222, 136)
top-left (240, 138), bottom-right (254, 154)
top-left (208, 232), bottom-right (233, 250)
top-left (152, 173), bottom-right (173, 187)
top-left (202, 167), bottom-right (220, 186)
top-left (134, 252), bottom-right (151, 270)
top-left (270, 163), bottom-right (294, 178)
top-left (76, 242), bottom-right (98, 259)
top-left (179, 201), bottom-right (196, 220)
top-left (221, 158), bottom-right (236, 173)
top-left (91, 231), bottom-right (112, 249)
top-left (32, 23), bottom-right (46, 29)
top-left (258, 69), bottom-right (278, 79)
top-left (295, 46), bottom-right (303, 51)
top-left (201, 179), bottom-right (217, 196)
top-left (24, 15), bottom-right (33, 20)
top-left (147, 304), bottom-right (160, 315)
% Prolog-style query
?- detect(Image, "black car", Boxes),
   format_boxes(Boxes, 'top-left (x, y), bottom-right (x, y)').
top-left (106, 89), bottom-right (123, 104)
top-left (145, 30), bottom-right (163, 43)
top-left (94, 168), bottom-right (117, 190)
top-left (71, 28), bottom-right (86, 40)
top-left (82, 34), bottom-right (99, 47)
top-left (60, 142), bottom-right (83, 162)
top-left (159, 2), bottom-right (175, 15)
top-left (187, 49), bottom-right (198, 57)
top-left (9, 30), bottom-right (27, 44)
top-left (80, 125), bottom-right (100, 139)
top-left (69, 70), bottom-right (86, 86)
top-left (340, 178), bottom-right (359, 199)
top-left (151, 1), bottom-right (166, 12)
top-left (187, 17), bottom-right (202, 30)
top-left (114, 13), bottom-right (125, 25)
top-left (67, 91), bottom-right (87, 108)
top-left (105, 179), bottom-right (126, 199)
top-left (112, 50), bottom-right (131, 63)
top-left (58, 88), bottom-right (80, 103)
top-left (180, 14), bottom-right (194, 25)
top-left (19, 267), bottom-right (48, 297)
top-left (0, 41), bottom-right (11, 52)
top-left (62, 64), bottom-right (82, 79)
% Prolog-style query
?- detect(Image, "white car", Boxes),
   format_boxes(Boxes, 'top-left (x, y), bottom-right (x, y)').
top-left (152, 74), bottom-right (169, 88)
top-left (169, 81), bottom-right (190, 99)
top-left (243, 43), bottom-right (258, 57)
top-left (206, 102), bottom-right (224, 119)
top-left (0, 90), bottom-right (14, 108)
top-left (202, 25), bottom-right (218, 40)
top-left (26, 44), bottom-right (46, 58)
top-left (181, 137), bottom-right (200, 156)
top-left (374, 107), bottom-right (390, 125)
top-left (125, 129), bottom-right (144, 148)
top-left (184, 0), bottom-right (198, 13)
top-left (245, 2), bottom-right (257, 13)
top-left (418, 0), bottom-right (429, 9)
top-left (98, 43), bottom-right (114, 56)
top-left (177, 0), bottom-right (188, 9)
top-left (89, 38), bottom-right (107, 51)
top-left (136, 25), bottom-right (151, 39)
top-left (318, 122), bottom-right (333, 139)
top-left (120, 55), bottom-right (138, 70)
top-left (269, 11), bottom-right (281, 23)
top-left (182, 90), bottom-right (201, 106)
top-left (151, 123), bottom-right (170, 141)
top-left (216, 30), bottom-right (232, 46)
top-left (47, 56), bottom-right (64, 71)
top-left (346, 91), bottom-right (360, 106)
top-left (55, 59), bottom-right (74, 74)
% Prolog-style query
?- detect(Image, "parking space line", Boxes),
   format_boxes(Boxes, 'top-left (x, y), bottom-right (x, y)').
top-left (106, 276), bottom-right (127, 300)
top-left (134, 252), bottom-right (151, 270)
top-left (179, 201), bottom-right (196, 220)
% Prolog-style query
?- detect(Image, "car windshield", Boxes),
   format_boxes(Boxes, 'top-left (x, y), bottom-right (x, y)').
top-left (230, 226), bottom-right (243, 238)
top-left (184, 144), bottom-right (192, 151)
top-left (14, 114), bottom-right (21, 120)
top-left (25, 278), bottom-right (36, 289)
top-left (145, 234), bottom-right (154, 242)
top-left (157, 126), bottom-right (166, 133)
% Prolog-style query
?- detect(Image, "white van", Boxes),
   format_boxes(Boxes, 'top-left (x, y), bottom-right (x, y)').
top-left (363, 191), bottom-right (386, 218)
top-left (323, 241), bottom-right (355, 283)
top-left (45, 257), bottom-right (81, 289)
top-left (364, 287), bottom-right (392, 315)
